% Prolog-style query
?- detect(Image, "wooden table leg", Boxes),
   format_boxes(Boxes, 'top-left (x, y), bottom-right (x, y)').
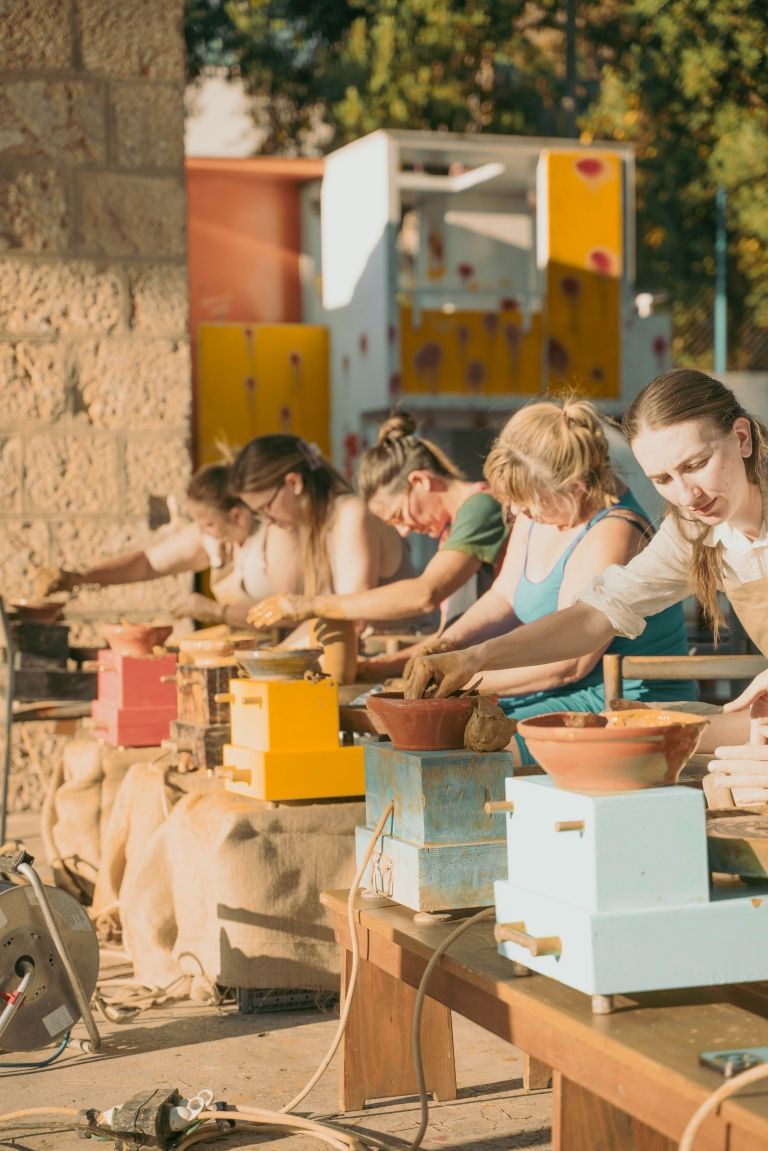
top-left (339, 945), bottom-right (457, 1111)
top-left (523, 1055), bottom-right (552, 1091)
top-left (552, 1072), bottom-right (675, 1150)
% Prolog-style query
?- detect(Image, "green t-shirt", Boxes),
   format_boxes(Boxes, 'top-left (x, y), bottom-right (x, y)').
top-left (441, 492), bottom-right (508, 571)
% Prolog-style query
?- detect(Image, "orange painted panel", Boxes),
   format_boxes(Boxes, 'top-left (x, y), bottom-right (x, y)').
top-left (197, 323), bottom-right (330, 463)
top-left (399, 305), bottom-right (542, 396)
top-left (545, 152), bottom-right (623, 397)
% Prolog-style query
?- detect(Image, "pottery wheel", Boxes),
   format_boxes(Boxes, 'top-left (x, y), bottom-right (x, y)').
top-left (706, 814), bottom-right (768, 879)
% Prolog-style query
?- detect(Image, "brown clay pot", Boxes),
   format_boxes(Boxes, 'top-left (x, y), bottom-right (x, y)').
top-left (366, 692), bottom-right (476, 751)
top-left (235, 647), bottom-right (323, 681)
top-left (10, 598), bottom-right (66, 624)
top-left (516, 709), bottom-right (709, 794)
top-left (102, 623), bottom-right (173, 658)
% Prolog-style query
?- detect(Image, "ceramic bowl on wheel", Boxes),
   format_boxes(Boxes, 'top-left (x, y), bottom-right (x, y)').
top-left (9, 598), bottom-right (66, 624)
top-left (365, 692), bottom-right (476, 751)
top-left (515, 708), bottom-right (709, 794)
top-left (102, 623), bottom-right (174, 657)
top-left (234, 647), bottom-right (323, 681)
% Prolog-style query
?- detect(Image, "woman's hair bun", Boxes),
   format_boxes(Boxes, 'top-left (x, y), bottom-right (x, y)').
top-left (376, 411), bottom-right (417, 445)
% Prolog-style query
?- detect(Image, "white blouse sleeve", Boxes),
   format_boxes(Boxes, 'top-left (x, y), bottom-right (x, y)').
top-left (575, 515), bottom-right (694, 638)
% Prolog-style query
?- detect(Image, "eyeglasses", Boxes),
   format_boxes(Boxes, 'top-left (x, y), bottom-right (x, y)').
top-left (251, 483), bottom-right (282, 522)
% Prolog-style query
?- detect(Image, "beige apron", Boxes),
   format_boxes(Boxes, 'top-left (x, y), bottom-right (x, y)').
top-left (722, 573), bottom-right (768, 657)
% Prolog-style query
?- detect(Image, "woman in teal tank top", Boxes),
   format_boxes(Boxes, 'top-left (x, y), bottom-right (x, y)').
top-left (421, 398), bottom-right (696, 765)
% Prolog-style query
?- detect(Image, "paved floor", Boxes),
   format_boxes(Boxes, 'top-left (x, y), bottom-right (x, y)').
top-left (1, 813), bottom-right (553, 1151)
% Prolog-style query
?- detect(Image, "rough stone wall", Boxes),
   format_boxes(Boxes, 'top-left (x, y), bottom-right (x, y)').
top-left (0, 0), bottom-right (191, 638)
top-left (0, 1), bottom-right (191, 814)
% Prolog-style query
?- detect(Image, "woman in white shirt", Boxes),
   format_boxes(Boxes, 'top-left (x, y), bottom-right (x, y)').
top-left (37, 464), bottom-right (303, 628)
top-left (407, 370), bottom-right (768, 728)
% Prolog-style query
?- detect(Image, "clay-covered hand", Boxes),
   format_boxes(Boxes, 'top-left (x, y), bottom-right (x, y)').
top-left (35, 567), bottom-right (80, 596)
top-left (247, 594), bottom-right (315, 629)
top-left (171, 592), bottom-right (224, 624)
top-left (405, 648), bottom-right (483, 700)
top-left (724, 670), bottom-right (768, 736)
top-left (403, 637), bottom-right (456, 681)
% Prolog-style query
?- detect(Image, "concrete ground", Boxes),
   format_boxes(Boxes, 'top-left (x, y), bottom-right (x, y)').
top-left (1, 813), bottom-right (552, 1151)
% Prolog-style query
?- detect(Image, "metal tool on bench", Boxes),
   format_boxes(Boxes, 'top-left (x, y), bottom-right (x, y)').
top-left (0, 848), bottom-right (100, 1052)
top-left (492, 709), bottom-right (768, 1013)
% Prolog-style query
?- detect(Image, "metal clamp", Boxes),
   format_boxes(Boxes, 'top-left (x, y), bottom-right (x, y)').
top-left (494, 921), bottom-right (562, 957)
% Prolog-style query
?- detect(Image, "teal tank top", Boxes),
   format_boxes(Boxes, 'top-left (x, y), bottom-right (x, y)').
top-left (512, 489), bottom-right (696, 698)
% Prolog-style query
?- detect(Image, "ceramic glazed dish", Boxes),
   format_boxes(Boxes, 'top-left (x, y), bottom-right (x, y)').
top-left (235, 647), bottom-right (323, 681)
top-left (366, 692), bottom-right (476, 751)
top-left (102, 623), bottom-right (173, 657)
top-left (516, 708), bottom-right (709, 794)
top-left (10, 598), bottom-right (66, 624)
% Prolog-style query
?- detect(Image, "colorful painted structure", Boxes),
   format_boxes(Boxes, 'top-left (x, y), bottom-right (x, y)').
top-left (187, 133), bottom-right (670, 469)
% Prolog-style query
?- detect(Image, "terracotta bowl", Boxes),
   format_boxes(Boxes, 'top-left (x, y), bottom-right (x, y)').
top-left (10, 598), bottom-right (66, 624)
top-left (366, 692), bottom-right (476, 751)
top-left (102, 623), bottom-right (174, 658)
top-left (515, 709), bottom-right (709, 794)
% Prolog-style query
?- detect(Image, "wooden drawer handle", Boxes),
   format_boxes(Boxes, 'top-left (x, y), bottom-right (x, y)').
top-left (214, 693), bottom-right (233, 704)
top-left (484, 800), bottom-right (515, 814)
top-left (494, 921), bottom-right (562, 957)
top-left (554, 820), bottom-right (585, 833)
top-left (160, 675), bottom-right (177, 684)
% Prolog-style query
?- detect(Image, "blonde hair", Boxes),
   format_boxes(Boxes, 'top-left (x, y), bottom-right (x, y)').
top-left (231, 435), bottom-right (352, 597)
top-left (484, 397), bottom-right (620, 521)
top-left (624, 369), bottom-right (768, 641)
top-left (357, 412), bottom-right (464, 502)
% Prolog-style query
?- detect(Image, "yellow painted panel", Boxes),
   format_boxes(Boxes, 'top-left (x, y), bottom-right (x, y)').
top-left (547, 152), bottom-right (623, 275)
top-left (545, 152), bottom-right (623, 397)
top-left (228, 677), bottom-right (340, 751)
top-left (197, 323), bottom-right (330, 464)
top-left (222, 743), bottom-right (365, 801)
top-left (399, 305), bottom-right (542, 396)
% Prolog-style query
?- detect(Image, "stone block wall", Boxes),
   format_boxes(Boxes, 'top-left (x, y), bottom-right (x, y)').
top-left (0, 0), bottom-right (191, 638)
top-left (0, 1), bottom-right (190, 814)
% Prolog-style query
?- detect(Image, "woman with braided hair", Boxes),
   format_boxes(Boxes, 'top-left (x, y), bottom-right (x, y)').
top-left (406, 394), bottom-right (696, 762)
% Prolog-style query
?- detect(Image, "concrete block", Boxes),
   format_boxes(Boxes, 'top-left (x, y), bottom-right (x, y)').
top-left (78, 172), bottom-right (186, 258)
top-left (111, 83), bottom-right (185, 169)
top-left (24, 431), bottom-right (118, 514)
top-left (74, 337), bottom-right (191, 429)
top-left (0, 436), bottom-right (23, 511)
top-left (0, 168), bottom-right (70, 254)
top-left (128, 265), bottom-right (188, 334)
top-left (0, 518), bottom-right (51, 598)
top-left (0, 0), bottom-right (74, 70)
top-left (123, 435), bottom-right (191, 518)
top-left (0, 342), bottom-right (70, 422)
top-left (79, 0), bottom-right (185, 81)
top-left (0, 259), bottom-right (125, 336)
top-left (0, 81), bottom-right (106, 163)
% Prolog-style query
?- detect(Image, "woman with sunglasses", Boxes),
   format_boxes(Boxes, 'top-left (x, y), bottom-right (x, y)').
top-left (231, 433), bottom-right (423, 680)
top-left (243, 415), bottom-right (509, 673)
top-left (36, 463), bottom-right (304, 628)
top-left (407, 397), bottom-right (696, 761)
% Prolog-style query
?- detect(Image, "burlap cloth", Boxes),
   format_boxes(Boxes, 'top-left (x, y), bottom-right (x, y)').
top-left (41, 739), bottom-right (167, 902)
top-left (118, 788), bottom-right (363, 991)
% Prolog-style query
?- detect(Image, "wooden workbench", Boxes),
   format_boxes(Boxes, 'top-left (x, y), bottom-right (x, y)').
top-left (322, 889), bottom-right (768, 1150)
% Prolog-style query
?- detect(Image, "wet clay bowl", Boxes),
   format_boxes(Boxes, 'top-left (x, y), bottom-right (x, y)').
top-left (515, 709), bottom-right (709, 794)
top-left (366, 692), bottom-right (476, 751)
top-left (9, 598), bottom-right (66, 624)
top-left (235, 647), bottom-right (323, 681)
top-left (102, 623), bottom-right (174, 658)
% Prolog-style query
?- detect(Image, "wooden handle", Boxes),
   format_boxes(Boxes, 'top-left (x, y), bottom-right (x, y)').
top-left (484, 800), bottom-right (515, 814)
top-left (554, 820), bottom-right (585, 833)
top-left (160, 675), bottom-right (177, 684)
top-left (494, 921), bottom-right (562, 957)
top-left (213, 693), bottom-right (233, 704)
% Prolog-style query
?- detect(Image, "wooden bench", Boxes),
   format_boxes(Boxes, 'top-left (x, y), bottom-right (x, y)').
top-left (322, 888), bottom-right (768, 1150)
